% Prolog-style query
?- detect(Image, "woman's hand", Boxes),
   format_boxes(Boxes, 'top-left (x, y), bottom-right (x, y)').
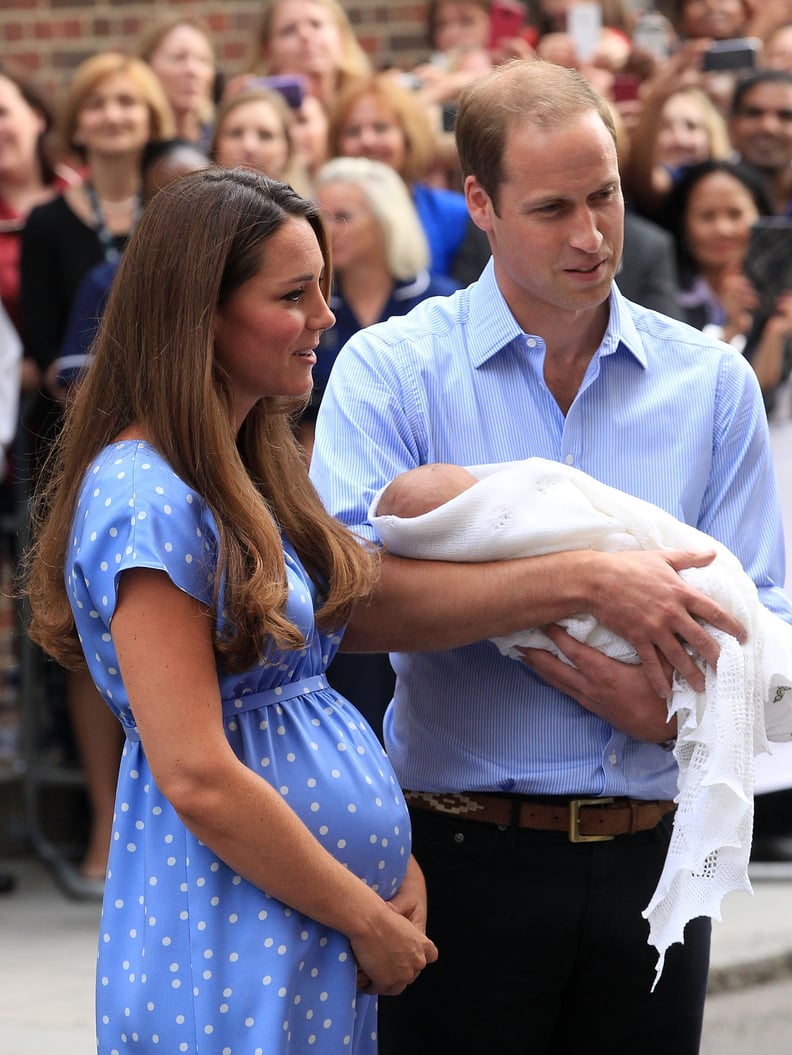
top-left (349, 902), bottom-right (438, 996)
top-left (747, 288), bottom-right (792, 393)
top-left (20, 356), bottom-right (40, 395)
top-left (356, 854), bottom-right (432, 991)
top-left (721, 267), bottom-right (760, 343)
top-left (639, 38), bottom-right (710, 103)
top-left (387, 853), bottom-right (429, 933)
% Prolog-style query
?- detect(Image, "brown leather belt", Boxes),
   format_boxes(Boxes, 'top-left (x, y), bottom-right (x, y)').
top-left (403, 790), bottom-right (676, 843)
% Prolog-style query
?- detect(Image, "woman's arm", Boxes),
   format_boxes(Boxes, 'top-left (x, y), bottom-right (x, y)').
top-left (111, 566), bottom-right (437, 995)
top-left (620, 42), bottom-right (710, 216)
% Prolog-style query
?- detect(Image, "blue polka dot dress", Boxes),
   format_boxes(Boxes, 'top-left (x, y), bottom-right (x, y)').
top-left (67, 441), bottom-right (410, 1054)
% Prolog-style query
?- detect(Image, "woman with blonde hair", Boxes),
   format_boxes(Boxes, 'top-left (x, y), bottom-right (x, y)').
top-left (211, 85), bottom-right (311, 196)
top-left (329, 72), bottom-right (469, 279)
top-left (240, 0), bottom-right (370, 111)
top-left (135, 15), bottom-right (216, 150)
top-left (621, 48), bottom-right (732, 218)
top-left (23, 166), bottom-right (436, 1050)
top-left (311, 155), bottom-right (458, 419)
top-left (20, 50), bottom-right (173, 894)
top-left (24, 51), bottom-right (174, 396)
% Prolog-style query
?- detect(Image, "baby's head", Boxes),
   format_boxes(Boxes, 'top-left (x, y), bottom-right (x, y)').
top-left (378, 463), bottom-right (477, 518)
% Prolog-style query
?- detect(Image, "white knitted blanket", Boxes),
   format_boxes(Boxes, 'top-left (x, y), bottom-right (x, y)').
top-left (370, 458), bottom-right (792, 983)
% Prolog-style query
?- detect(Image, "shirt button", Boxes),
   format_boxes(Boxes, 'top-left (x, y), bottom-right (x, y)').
top-left (565, 453), bottom-right (574, 465)
top-left (526, 337), bottom-right (537, 348)
top-left (609, 752), bottom-right (618, 765)
top-left (454, 832), bottom-right (465, 843)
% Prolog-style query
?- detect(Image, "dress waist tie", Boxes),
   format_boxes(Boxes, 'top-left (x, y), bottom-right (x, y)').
top-left (121, 673), bottom-right (330, 741)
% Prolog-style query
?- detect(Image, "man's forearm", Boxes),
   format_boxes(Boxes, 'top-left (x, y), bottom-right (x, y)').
top-left (342, 548), bottom-right (748, 699)
top-left (342, 550), bottom-right (608, 654)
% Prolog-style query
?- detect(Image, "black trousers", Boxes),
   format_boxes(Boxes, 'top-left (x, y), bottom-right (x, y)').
top-left (379, 807), bottom-right (710, 1055)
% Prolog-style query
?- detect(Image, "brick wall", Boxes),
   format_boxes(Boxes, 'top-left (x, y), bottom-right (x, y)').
top-left (0, 0), bottom-right (431, 102)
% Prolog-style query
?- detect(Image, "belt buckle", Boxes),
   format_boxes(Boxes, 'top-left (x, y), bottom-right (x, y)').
top-left (568, 797), bottom-right (616, 843)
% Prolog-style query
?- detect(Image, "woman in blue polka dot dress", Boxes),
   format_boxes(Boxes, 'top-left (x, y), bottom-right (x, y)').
top-left (24, 168), bottom-right (437, 1054)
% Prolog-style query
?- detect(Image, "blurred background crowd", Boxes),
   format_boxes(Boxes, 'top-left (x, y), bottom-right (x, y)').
top-left (3, 0), bottom-right (792, 896)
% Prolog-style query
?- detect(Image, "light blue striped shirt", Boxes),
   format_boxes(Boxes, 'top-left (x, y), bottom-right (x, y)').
top-left (310, 259), bottom-right (792, 800)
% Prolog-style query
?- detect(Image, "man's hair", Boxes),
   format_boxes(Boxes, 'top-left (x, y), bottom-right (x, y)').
top-left (731, 68), bottom-right (792, 117)
top-left (455, 59), bottom-right (616, 212)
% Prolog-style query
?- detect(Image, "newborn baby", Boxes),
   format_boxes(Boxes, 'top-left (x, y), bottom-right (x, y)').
top-left (377, 463), bottom-right (477, 519)
top-left (370, 457), bottom-right (792, 981)
top-left (375, 460), bottom-right (641, 664)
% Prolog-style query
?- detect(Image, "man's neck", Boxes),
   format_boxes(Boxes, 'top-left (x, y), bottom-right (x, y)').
top-left (539, 303), bottom-right (611, 416)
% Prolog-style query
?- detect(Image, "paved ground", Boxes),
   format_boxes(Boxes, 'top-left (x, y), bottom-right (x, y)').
top-left (701, 976), bottom-right (792, 1054)
top-left (0, 858), bottom-right (98, 1055)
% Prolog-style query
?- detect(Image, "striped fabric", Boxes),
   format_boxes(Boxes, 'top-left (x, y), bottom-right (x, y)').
top-left (310, 260), bottom-right (792, 801)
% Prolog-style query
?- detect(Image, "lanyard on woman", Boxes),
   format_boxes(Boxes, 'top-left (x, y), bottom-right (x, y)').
top-left (84, 181), bottom-right (142, 264)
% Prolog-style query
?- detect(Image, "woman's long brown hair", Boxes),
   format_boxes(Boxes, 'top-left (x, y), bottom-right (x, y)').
top-left (23, 167), bottom-right (376, 673)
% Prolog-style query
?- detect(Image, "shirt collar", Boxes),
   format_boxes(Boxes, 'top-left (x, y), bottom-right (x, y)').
top-left (607, 283), bottom-right (649, 370)
top-left (467, 259), bottom-right (648, 371)
top-left (467, 259), bottom-right (531, 367)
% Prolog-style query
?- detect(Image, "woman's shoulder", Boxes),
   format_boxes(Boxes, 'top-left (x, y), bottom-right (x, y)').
top-left (80, 441), bottom-right (210, 526)
top-left (391, 270), bottom-right (460, 310)
top-left (72, 441), bottom-right (217, 616)
top-left (87, 439), bottom-right (191, 485)
top-left (24, 190), bottom-right (89, 240)
top-left (26, 192), bottom-right (73, 223)
top-left (78, 442), bottom-right (216, 548)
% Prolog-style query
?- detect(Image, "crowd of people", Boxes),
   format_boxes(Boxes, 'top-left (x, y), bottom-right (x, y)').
top-left (4, 0), bottom-right (792, 1052)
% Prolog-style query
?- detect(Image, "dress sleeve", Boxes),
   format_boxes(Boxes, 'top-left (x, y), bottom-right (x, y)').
top-left (70, 447), bottom-right (218, 627)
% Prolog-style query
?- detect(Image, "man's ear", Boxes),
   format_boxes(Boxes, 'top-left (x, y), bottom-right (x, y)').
top-left (464, 175), bottom-right (494, 234)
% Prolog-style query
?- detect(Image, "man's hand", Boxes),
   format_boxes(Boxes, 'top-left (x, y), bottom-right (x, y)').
top-left (586, 548), bottom-right (745, 698)
top-left (519, 625), bottom-right (679, 743)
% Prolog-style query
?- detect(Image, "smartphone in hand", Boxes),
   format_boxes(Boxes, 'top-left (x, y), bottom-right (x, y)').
top-left (701, 38), bottom-right (759, 73)
top-left (567, 2), bottom-right (602, 64)
top-left (744, 217), bottom-right (792, 315)
top-left (488, 0), bottom-right (526, 49)
top-left (246, 74), bottom-right (307, 109)
top-left (612, 73), bottom-right (640, 104)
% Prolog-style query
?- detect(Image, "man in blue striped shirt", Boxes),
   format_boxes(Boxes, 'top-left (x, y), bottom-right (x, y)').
top-left (310, 59), bottom-right (791, 1054)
